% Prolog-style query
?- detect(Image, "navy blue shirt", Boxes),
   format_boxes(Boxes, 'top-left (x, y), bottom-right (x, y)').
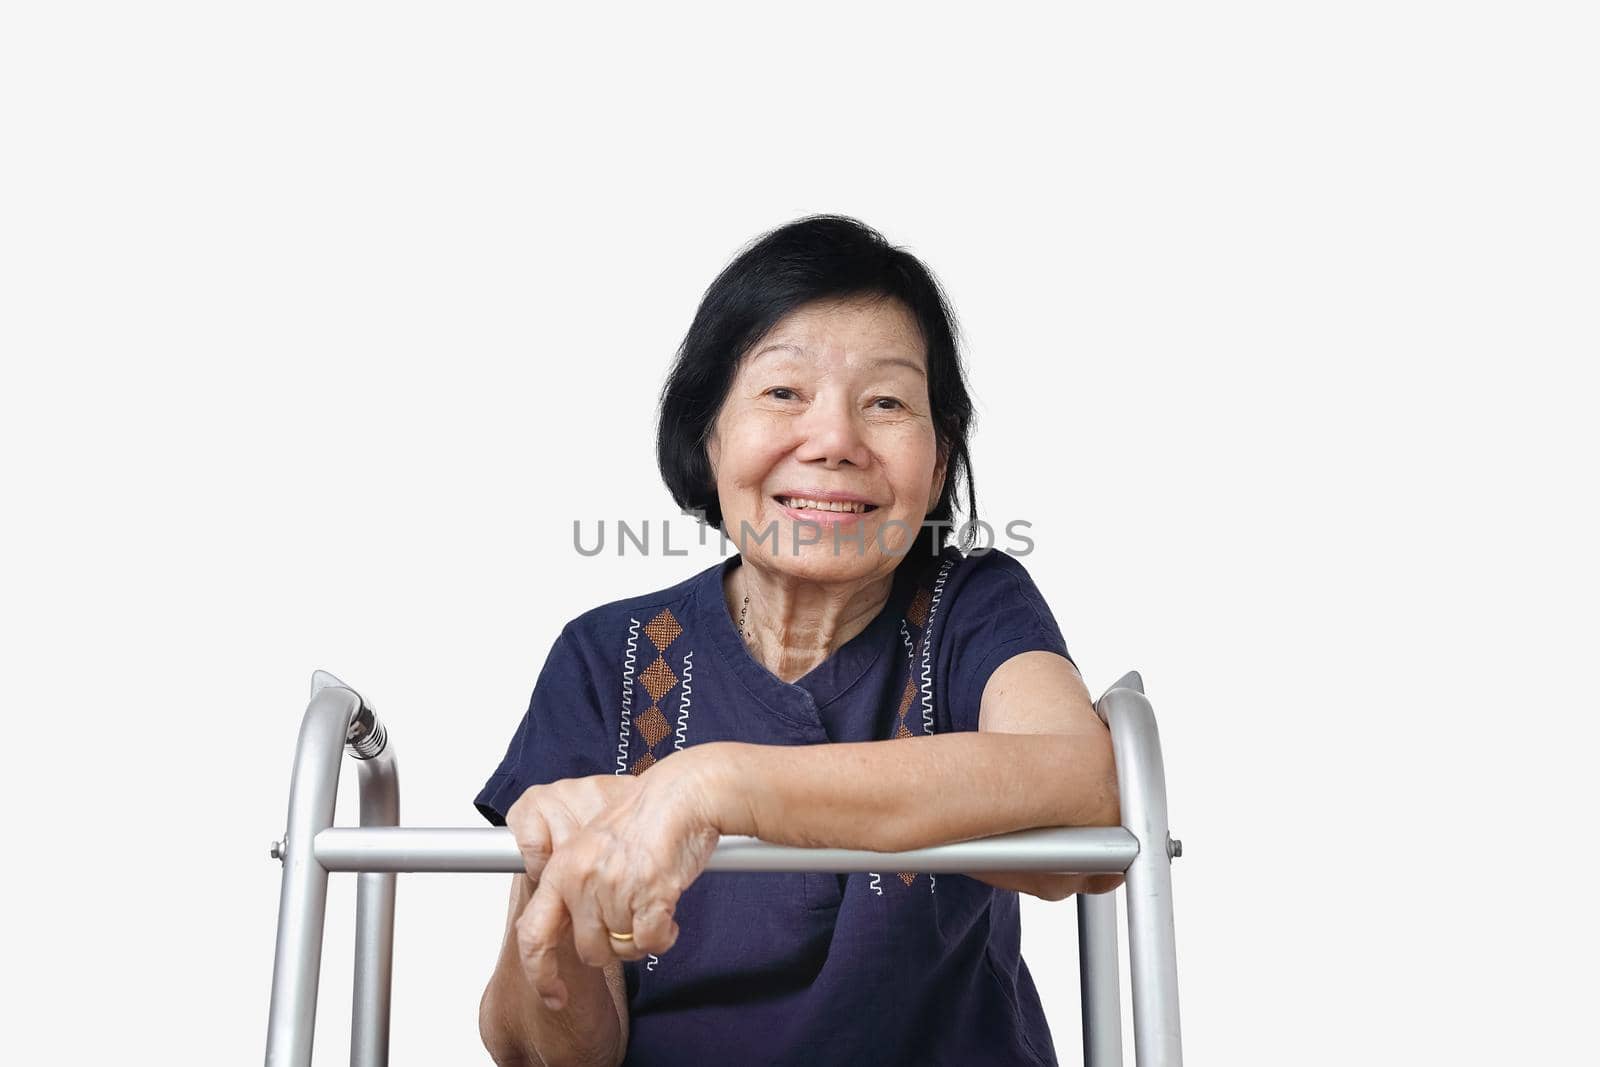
top-left (476, 544), bottom-right (1075, 1066)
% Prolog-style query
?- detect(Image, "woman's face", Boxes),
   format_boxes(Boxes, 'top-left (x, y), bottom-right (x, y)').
top-left (706, 295), bottom-right (947, 585)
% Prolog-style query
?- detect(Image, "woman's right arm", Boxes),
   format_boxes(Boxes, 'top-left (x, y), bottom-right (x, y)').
top-left (480, 873), bottom-right (628, 1067)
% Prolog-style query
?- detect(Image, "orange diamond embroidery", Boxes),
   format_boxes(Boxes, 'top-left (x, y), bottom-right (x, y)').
top-left (637, 704), bottom-right (670, 749)
top-left (907, 586), bottom-right (932, 629)
top-left (893, 674), bottom-right (918, 742)
top-left (643, 608), bottom-right (683, 652)
top-left (630, 751), bottom-right (656, 776)
top-left (896, 675), bottom-right (916, 719)
top-left (640, 655), bottom-right (678, 702)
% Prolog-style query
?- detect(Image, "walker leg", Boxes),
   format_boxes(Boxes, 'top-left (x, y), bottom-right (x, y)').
top-left (1097, 677), bottom-right (1183, 1067)
top-left (265, 681), bottom-right (363, 1067)
top-left (1078, 890), bottom-right (1123, 1067)
top-left (1124, 833), bottom-right (1181, 1066)
top-left (350, 753), bottom-right (399, 1066)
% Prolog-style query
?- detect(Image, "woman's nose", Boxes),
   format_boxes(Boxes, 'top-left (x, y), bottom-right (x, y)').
top-left (794, 397), bottom-right (871, 469)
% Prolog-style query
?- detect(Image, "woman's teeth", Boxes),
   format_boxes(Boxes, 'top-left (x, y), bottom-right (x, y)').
top-left (779, 496), bottom-right (871, 513)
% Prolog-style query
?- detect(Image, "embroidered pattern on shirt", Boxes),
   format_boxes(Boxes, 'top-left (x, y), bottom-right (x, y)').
top-left (674, 650), bottom-right (694, 751)
top-left (628, 607), bottom-right (687, 776)
top-left (873, 557), bottom-right (956, 895)
top-left (615, 617), bottom-right (640, 777)
top-left (620, 607), bottom-right (690, 973)
top-left (918, 559), bottom-right (952, 737)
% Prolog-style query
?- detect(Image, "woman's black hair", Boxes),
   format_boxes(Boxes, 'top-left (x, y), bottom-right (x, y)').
top-left (657, 214), bottom-right (980, 565)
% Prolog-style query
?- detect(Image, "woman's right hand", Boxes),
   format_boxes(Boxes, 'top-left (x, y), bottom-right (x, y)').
top-left (482, 776), bottom-right (639, 1065)
top-left (504, 774), bottom-right (644, 1030)
top-left (506, 774), bottom-right (644, 888)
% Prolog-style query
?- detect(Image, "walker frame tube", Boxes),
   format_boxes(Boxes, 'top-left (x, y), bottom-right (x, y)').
top-left (1079, 891), bottom-right (1124, 1066)
top-left (264, 679), bottom-right (357, 1066)
top-left (350, 751), bottom-right (399, 1066)
top-left (264, 670), bottom-right (1181, 1066)
top-left (312, 824), bottom-right (1139, 873)
top-left (1098, 672), bottom-right (1184, 1066)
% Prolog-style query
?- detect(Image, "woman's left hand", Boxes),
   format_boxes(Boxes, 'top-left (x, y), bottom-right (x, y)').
top-left (519, 752), bottom-right (723, 1010)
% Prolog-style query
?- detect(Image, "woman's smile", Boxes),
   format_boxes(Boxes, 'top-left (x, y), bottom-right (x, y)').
top-left (771, 491), bottom-right (881, 525)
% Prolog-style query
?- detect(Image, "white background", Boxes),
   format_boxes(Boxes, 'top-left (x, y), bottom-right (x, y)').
top-left (3, 3), bottom-right (1595, 1064)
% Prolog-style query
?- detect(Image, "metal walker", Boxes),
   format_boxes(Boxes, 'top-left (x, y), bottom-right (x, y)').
top-left (265, 669), bottom-right (1183, 1065)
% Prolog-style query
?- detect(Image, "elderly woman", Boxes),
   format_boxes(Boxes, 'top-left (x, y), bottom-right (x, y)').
top-left (474, 216), bottom-right (1122, 1067)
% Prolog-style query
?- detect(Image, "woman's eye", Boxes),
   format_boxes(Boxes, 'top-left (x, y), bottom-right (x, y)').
top-left (872, 397), bottom-right (904, 410)
top-left (766, 387), bottom-right (799, 401)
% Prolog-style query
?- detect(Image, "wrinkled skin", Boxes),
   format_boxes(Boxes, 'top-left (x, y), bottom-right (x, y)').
top-left (508, 761), bottom-right (719, 1010)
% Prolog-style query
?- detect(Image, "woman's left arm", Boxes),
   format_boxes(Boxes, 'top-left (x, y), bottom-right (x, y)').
top-left (693, 650), bottom-right (1122, 901)
top-left (517, 651), bottom-right (1121, 1006)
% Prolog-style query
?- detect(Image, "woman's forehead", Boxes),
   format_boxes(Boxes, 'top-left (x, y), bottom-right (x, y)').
top-left (745, 298), bottom-right (926, 369)
top-left (746, 342), bottom-right (927, 382)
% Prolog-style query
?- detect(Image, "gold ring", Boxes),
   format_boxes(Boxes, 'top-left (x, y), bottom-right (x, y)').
top-left (606, 929), bottom-right (634, 942)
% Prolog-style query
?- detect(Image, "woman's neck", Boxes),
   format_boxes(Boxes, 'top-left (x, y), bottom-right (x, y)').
top-left (726, 558), bottom-right (895, 685)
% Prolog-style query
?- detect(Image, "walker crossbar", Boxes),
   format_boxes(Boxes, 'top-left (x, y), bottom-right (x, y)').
top-left (265, 669), bottom-right (1183, 1067)
top-left (312, 825), bottom-right (1142, 874)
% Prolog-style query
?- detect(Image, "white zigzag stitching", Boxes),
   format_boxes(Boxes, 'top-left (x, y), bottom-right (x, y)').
top-left (917, 560), bottom-right (953, 737)
top-left (673, 649), bottom-right (693, 750)
top-left (918, 562), bottom-right (952, 897)
top-left (615, 617), bottom-right (639, 775)
top-left (879, 622), bottom-right (914, 902)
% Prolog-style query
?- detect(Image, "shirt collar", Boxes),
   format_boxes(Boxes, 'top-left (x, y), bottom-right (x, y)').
top-left (691, 551), bottom-right (929, 717)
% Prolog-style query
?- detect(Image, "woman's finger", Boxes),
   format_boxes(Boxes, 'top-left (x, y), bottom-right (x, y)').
top-left (517, 870), bottom-right (573, 1009)
top-left (593, 874), bottom-right (648, 963)
top-left (564, 858), bottom-right (626, 968)
top-left (506, 794), bottom-right (554, 882)
top-left (592, 857), bottom-right (652, 966)
top-left (630, 899), bottom-right (680, 956)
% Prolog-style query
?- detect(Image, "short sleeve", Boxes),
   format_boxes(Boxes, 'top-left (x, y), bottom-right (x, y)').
top-left (473, 623), bottom-right (613, 826)
top-left (941, 550), bottom-right (1074, 734)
